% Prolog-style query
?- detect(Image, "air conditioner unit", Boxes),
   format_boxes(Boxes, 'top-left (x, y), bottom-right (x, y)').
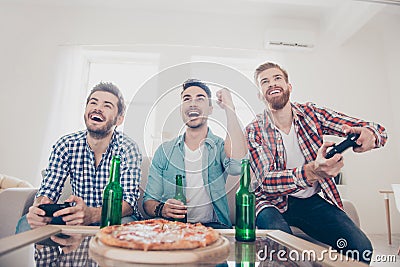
top-left (264, 29), bottom-right (316, 51)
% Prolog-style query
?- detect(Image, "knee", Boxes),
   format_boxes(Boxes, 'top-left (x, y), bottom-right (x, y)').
top-left (256, 208), bottom-right (292, 234)
top-left (337, 232), bottom-right (373, 264)
top-left (354, 235), bottom-right (373, 264)
top-left (15, 215), bottom-right (32, 234)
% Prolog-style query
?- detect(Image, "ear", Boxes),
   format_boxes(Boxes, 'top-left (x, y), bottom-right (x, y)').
top-left (288, 83), bottom-right (292, 93)
top-left (116, 115), bottom-right (124, 126)
top-left (208, 105), bottom-right (213, 115)
top-left (257, 91), bottom-right (265, 102)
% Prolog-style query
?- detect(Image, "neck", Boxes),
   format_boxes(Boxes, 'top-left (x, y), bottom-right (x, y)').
top-left (184, 124), bottom-right (208, 150)
top-left (87, 130), bottom-right (114, 156)
top-left (270, 102), bottom-right (293, 134)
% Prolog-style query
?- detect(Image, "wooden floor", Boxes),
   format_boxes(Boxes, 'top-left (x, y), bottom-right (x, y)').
top-left (368, 233), bottom-right (400, 266)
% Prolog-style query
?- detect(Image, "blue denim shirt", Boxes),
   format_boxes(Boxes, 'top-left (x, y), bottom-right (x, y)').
top-left (143, 129), bottom-right (241, 227)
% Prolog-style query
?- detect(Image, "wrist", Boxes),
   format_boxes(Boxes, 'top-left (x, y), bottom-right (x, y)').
top-left (304, 162), bottom-right (318, 184)
top-left (154, 202), bottom-right (165, 218)
top-left (365, 127), bottom-right (378, 147)
top-left (90, 207), bottom-right (101, 225)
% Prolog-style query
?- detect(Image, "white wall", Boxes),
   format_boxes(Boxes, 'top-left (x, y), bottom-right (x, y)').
top-left (0, 2), bottom-right (398, 234)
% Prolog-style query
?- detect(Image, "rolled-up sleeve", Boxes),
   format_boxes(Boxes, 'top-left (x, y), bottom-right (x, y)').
top-left (143, 147), bottom-right (164, 203)
top-left (220, 141), bottom-right (244, 176)
top-left (36, 138), bottom-right (70, 203)
top-left (120, 141), bottom-right (142, 208)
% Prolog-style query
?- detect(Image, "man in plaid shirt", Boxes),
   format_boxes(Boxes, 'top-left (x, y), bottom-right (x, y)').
top-left (17, 82), bottom-right (142, 232)
top-left (246, 62), bottom-right (387, 264)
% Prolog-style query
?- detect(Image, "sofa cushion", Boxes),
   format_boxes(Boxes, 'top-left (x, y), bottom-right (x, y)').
top-left (0, 173), bottom-right (34, 192)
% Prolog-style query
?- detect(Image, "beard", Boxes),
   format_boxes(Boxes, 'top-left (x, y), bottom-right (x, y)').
top-left (85, 115), bottom-right (118, 139)
top-left (185, 117), bottom-right (207, 129)
top-left (266, 89), bottom-right (290, 110)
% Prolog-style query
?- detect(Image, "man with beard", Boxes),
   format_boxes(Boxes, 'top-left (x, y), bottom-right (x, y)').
top-left (246, 62), bottom-right (387, 264)
top-left (143, 79), bottom-right (247, 228)
top-left (17, 82), bottom-right (142, 232)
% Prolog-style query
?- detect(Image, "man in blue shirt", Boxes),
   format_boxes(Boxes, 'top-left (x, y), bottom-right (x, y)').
top-left (17, 82), bottom-right (142, 232)
top-left (143, 79), bottom-right (247, 228)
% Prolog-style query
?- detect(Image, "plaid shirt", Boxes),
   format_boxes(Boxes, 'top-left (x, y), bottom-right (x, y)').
top-left (246, 102), bottom-right (387, 216)
top-left (34, 236), bottom-right (96, 267)
top-left (37, 130), bottom-right (142, 219)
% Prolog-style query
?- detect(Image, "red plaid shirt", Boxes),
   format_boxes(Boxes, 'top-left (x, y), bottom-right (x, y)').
top-left (246, 102), bottom-right (387, 216)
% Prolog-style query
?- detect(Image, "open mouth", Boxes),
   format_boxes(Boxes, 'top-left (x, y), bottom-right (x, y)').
top-left (267, 88), bottom-right (283, 96)
top-left (89, 113), bottom-right (105, 122)
top-left (187, 110), bottom-right (201, 118)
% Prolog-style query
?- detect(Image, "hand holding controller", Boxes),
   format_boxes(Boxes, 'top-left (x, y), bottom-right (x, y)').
top-left (38, 202), bottom-right (74, 217)
top-left (325, 133), bottom-right (361, 159)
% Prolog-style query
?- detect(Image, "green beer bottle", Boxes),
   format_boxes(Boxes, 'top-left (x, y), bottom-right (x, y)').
top-left (235, 159), bottom-right (256, 241)
top-left (100, 155), bottom-right (123, 228)
top-left (235, 241), bottom-right (256, 267)
top-left (174, 174), bottom-right (187, 223)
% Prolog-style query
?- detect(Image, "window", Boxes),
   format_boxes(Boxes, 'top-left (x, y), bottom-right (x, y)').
top-left (84, 50), bottom-right (160, 155)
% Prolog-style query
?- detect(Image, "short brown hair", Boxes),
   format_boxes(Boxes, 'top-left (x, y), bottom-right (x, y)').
top-left (254, 62), bottom-right (289, 86)
top-left (86, 82), bottom-right (126, 116)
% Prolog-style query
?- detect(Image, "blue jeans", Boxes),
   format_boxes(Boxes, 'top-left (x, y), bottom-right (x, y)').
top-left (15, 214), bottom-right (139, 234)
top-left (256, 194), bottom-right (373, 264)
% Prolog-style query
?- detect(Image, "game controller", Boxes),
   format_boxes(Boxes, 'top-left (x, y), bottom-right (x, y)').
top-left (38, 202), bottom-right (74, 217)
top-left (325, 133), bottom-right (361, 159)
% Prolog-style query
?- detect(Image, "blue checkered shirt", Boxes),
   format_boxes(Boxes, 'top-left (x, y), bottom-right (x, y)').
top-left (37, 130), bottom-right (142, 219)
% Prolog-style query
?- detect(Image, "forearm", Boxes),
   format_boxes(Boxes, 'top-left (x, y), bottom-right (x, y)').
top-left (122, 201), bottom-right (133, 217)
top-left (143, 200), bottom-right (160, 217)
top-left (87, 207), bottom-right (101, 225)
top-left (87, 201), bottom-right (132, 224)
top-left (312, 103), bottom-right (387, 146)
top-left (224, 107), bottom-right (247, 159)
top-left (258, 166), bottom-right (311, 196)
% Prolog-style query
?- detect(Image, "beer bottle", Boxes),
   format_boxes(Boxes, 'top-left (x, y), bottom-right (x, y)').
top-left (235, 159), bottom-right (256, 241)
top-left (100, 155), bottom-right (123, 228)
top-left (174, 174), bottom-right (187, 223)
top-left (235, 241), bottom-right (256, 267)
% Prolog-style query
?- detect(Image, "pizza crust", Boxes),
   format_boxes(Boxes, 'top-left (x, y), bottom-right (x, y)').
top-left (97, 219), bottom-right (220, 251)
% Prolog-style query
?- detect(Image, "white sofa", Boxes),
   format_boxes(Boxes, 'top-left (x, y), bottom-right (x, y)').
top-left (0, 173), bottom-right (37, 238)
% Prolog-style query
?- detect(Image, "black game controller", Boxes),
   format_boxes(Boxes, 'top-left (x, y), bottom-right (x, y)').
top-left (38, 202), bottom-right (74, 217)
top-left (325, 133), bottom-right (361, 159)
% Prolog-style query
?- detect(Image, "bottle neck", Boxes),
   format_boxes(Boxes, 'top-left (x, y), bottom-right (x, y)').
top-left (175, 176), bottom-right (184, 195)
top-left (109, 158), bottom-right (121, 184)
top-left (240, 162), bottom-right (251, 190)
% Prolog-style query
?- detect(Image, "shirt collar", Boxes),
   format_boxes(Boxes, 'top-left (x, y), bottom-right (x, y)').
top-left (261, 102), bottom-right (305, 129)
top-left (175, 127), bottom-right (218, 149)
top-left (84, 130), bottom-right (120, 153)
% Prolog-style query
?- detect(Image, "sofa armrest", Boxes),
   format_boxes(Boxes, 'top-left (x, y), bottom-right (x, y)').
top-left (342, 198), bottom-right (360, 228)
top-left (0, 188), bottom-right (38, 238)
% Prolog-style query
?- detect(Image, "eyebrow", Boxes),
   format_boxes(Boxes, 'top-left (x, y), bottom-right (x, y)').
top-left (89, 97), bottom-right (115, 107)
top-left (260, 74), bottom-right (283, 82)
top-left (104, 101), bottom-right (115, 107)
top-left (182, 93), bottom-right (207, 98)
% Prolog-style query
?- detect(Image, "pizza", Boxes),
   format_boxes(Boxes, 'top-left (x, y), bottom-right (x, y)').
top-left (97, 219), bottom-right (220, 251)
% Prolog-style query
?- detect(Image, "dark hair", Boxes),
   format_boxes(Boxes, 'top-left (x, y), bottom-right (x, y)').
top-left (254, 62), bottom-right (289, 85)
top-left (86, 82), bottom-right (126, 116)
top-left (181, 79), bottom-right (212, 106)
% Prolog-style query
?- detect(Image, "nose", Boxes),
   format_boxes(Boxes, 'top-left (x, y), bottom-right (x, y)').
top-left (268, 80), bottom-right (277, 88)
top-left (92, 107), bottom-right (103, 113)
top-left (188, 99), bottom-right (198, 107)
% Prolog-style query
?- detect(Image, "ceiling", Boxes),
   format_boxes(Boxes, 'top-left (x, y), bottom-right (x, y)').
top-left (0, 0), bottom-right (398, 47)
